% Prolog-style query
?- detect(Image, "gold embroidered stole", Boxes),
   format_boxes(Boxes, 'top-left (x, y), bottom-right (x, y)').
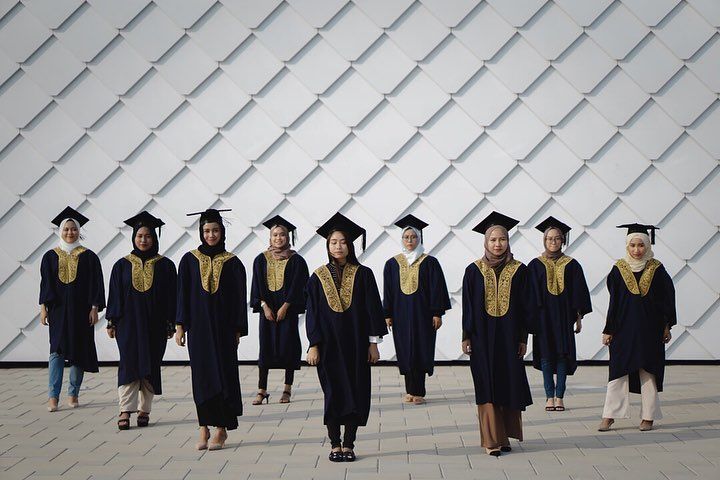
top-left (615, 258), bottom-right (661, 297)
top-left (394, 253), bottom-right (428, 295)
top-left (53, 247), bottom-right (87, 284)
top-left (474, 259), bottom-right (521, 317)
top-left (314, 264), bottom-right (359, 313)
top-left (125, 254), bottom-right (163, 292)
top-left (537, 255), bottom-right (572, 295)
top-left (191, 250), bottom-right (236, 294)
top-left (263, 251), bottom-right (288, 292)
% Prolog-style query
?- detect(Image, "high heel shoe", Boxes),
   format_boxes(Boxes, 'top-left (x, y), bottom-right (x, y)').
top-left (252, 392), bottom-right (270, 405)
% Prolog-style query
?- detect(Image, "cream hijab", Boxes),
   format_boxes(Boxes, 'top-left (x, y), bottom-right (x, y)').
top-left (401, 226), bottom-right (424, 265)
top-left (624, 232), bottom-right (654, 272)
top-left (58, 218), bottom-right (82, 253)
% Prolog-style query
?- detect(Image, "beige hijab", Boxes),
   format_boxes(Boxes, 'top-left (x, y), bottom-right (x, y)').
top-left (624, 232), bottom-right (654, 272)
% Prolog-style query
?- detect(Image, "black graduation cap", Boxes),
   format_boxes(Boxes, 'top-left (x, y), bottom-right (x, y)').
top-left (316, 212), bottom-right (366, 250)
top-left (186, 208), bottom-right (231, 224)
top-left (124, 211), bottom-right (165, 236)
top-left (535, 216), bottom-right (572, 245)
top-left (394, 214), bottom-right (429, 243)
top-left (262, 215), bottom-right (297, 245)
top-left (472, 211), bottom-right (519, 235)
top-left (51, 206), bottom-right (89, 227)
top-left (617, 223), bottom-right (658, 244)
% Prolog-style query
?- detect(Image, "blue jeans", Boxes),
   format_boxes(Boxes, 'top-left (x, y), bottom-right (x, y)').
top-left (541, 358), bottom-right (567, 399)
top-left (48, 352), bottom-right (84, 399)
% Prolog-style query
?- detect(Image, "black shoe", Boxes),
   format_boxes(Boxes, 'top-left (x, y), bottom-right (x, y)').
top-left (500, 446), bottom-right (512, 452)
top-left (329, 450), bottom-right (344, 462)
top-left (343, 449), bottom-right (356, 462)
top-left (489, 449), bottom-right (501, 457)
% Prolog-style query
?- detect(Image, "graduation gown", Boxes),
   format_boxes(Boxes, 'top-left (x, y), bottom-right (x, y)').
top-left (39, 247), bottom-right (105, 372)
top-left (106, 254), bottom-right (177, 394)
top-left (305, 264), bottom-right (388, 426)
top-left (462, 260), bottom-right (536, 411)
top-left (250, 251), bottom-right (309, 370)
top-left (603, 259), bottom-right (676, 393)
top-left (382, 254), bottom-right (451, 376)
top-left (528, 256), bottom-right (592, 375)
top-left (176, 250), bottom-right (248, 417)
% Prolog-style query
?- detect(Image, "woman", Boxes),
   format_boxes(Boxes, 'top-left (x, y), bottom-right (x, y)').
top-left (39, 206), bottom-right (105, 412)
top-left (175, 208), bottom-right (247, 450)
top-left (383, 214), bottom-right (450, 404)
top-left (250, 215), bottom-right (309, 405)
top-left (305, 212), bottom-right (387, 462)
top-left (598, 224), bottom-right (676, 432)
top-left (528, 216), bottom-right (592, 412)
top-left (461, 211), bottom-right (536, 456)
top-left (106, 211), bottom-right (177, 430)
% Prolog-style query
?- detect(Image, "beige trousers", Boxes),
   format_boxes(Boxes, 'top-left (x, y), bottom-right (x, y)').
top-left (602, 369), bottom-right (662, 421)
top-left (118, 379), bottom-right (154, 413)
top-left (477, 403), bottom-right (523, 448)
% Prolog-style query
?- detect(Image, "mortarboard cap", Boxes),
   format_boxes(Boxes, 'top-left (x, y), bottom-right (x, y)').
top-left (472, 211), bottom-right (519, 235)
top-left (262, 215), bottom-right (297, 245)
top-left (124, 211), bottom-right (165, 236)
top-left (316, 212), bottom-right (367, 250)
top-left (394, 214), bottom-right (429, 243)
top-left (535, 216), bottom-right (572, 245)
top-left (617, 223), bottom-right (658, 244)
top-left (187, 208), bottom-right (231, 224)
top-left (51, 206), bottom-right (89, 227)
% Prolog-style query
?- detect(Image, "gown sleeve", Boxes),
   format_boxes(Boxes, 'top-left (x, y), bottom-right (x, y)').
top-left (363, 266), bottom-right (388, 338)
top-left (234, 259), bottom-right (248, 337)
top-left (88, 251), bottom-right (106, 312)
top-left (176, 254), bottom-right (191, 331)
top-left (382, 259), bottom-right (394, 319)
top-left (658, 266), bottom-right (677, 329)
top-left (105, 260), bottom-right (125, 322)
top-left (39, 251), bottom-right (56, 307)
top-left (305, 275), bottom-right (323, 348)
top-left (428, 257), bottom-right (451, 317)
top-left (603, 267), bottom-right (620, 335)
top-left (164, 259), bottom-right (178, 336)
top-left (461, 264), bottom-right (475, 340)
top-left (284, 255), bottom-right (309, 312)
top-left (570, 260), bottom-right (593, 317)
top-left (516, 265), bottom-right (538, 338)
top-left (250, 254), bottom-right (263, 313)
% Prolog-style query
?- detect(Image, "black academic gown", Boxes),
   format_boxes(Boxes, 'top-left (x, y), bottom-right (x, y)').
top-left (305, 263), bottom-right (388, 426)
top-left (603, 259), bottom-right (676, 393)
top-left (39, 247), bottom-right (105, 372)
top-left (528, 256), bottom-right (592, 375)
top-left (176, 250), bottom-right (248, 424)
top-left (250, 252), bottom-right (309, 370)
top-left (462, 260), bottom-right (537, 411)
top-left (383, 254), bottom-right (451, 376)
top-left (106, 254), bottom-right (177, 394)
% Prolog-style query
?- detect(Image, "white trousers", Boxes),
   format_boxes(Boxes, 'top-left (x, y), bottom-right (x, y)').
top-left (118, 379), bottom-right (154, 413)
top-left (602, 368), bottom-right (662, 421)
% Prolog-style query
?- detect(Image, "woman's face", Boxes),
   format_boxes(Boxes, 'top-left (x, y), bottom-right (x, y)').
top-left (544, 228), bottom-right (563, 253)
top-left (487, 228), bottom-right (508, 256)
top-left (328, 231), bottom-right (349, 261)
top-left (402, 229), bottom-right (419, 252)
top-left (61, 221), bottom-right (79, 244)
top-left (628, 237), bottom-right (646, 259)
top-left (270, 226), bottom-right (289, 249)
top-left (134, 226), bottom-right (154, 252)
top-left (203, 222), bottom-right (222, 246)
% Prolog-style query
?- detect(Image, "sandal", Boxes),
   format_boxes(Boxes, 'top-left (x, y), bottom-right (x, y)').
top-left (598, 418), bottom-right (614, 432)
top-left (207, 429), bottom-right (227, 451)
top-left (554, 398), bottom-right (565, 411)
top-left (545, 398), bottom-right (555, 411)
top-left (639, 420), bottom-right (653, 431)
top-left (280, 390), bottom-right (291, 404)
top-left (485, 448), bottom-right (501, 457)
top-left (137, 412), bottom-right (150, 427)
top-left (412, 396), bottom-right (426, 405)
top-left (117, 413), bottom-right (130, 431)
top-left (47, 398), bottom-right (58, 412)
top-left (403, 394), bottom-right (414, 403)
top-left (252, 392), bottom-right (270, 405)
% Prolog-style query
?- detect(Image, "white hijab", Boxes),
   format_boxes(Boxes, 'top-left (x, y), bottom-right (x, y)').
top-left (58, 218), bottom-right (82, 253)
top-left (624, 232), bottom-right (653, 272)
top-left (401, 226), bottom-right (424, 265)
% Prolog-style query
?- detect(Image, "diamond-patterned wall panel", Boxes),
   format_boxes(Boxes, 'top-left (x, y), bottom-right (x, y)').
top-left (0, 0), bottom-right (718, 362)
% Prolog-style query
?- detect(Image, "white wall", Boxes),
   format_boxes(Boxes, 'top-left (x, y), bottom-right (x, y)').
top-left (0, 0), bottom-right (718, 362)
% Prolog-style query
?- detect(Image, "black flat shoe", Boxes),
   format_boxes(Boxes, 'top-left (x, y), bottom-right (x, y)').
top-left (500, 446), bottom-right (512, 452)
top-left (329, 450), bottom-right (344, 462)
top-left (343, 450), bottom-right (356, 462)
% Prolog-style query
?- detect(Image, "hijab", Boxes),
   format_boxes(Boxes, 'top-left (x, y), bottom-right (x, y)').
top-left (624, 232), bottom-right (653, 273)
top-left (482, 225), bottom-right (514, 269)
top-left (267, 225), bottom-right (295, 260)
top-left (198, 219), bottom-right (226, 257)
top-left (58, 218), bottom-right (82, 253)
top-left (401, 226), bottom-right (424, 265)
top-left (131, 225), bottom-right (159, 261)
top-left (542, 227), bottom-right (565, 261)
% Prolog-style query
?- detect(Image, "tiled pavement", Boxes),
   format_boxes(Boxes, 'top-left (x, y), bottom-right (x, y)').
top-left (0, 365), bottom-right (718, 479)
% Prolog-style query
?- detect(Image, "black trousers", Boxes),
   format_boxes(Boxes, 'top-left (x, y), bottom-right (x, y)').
top-left (327, 421), bottom-right (358, 449)
top-left (404, 370), bottom-right (427, 397)
top-left (258, 367), bottom-right (295, 390)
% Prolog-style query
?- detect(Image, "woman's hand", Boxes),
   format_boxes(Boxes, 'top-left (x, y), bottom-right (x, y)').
top-left (575, 313), bottom-right (582, 334)
top-left (262, 303), bottom-right (275, 321)
top-left (306, 346), bottom-right (319, 366)
top-left (89, 306), bottom-right (98, 326)
top-left (385, 318), bottom-right (392, 331)
top-left (175, 326), bottom-right (186, 347)
top-left (517, 342), bottom-right (527, 359)
top-left (368, 343), bottom-right (380, 364)
top-left (276, 303), bottom-right (290, 321)
top-left (433, 316), bottom-right (442, 330)
top-left (40, 305), bottom-right (48, 326)
top-left (462, 339), bottom-right (472, 355)
top-left (663, 326), bottom-right (672, 344)
top-left (236, 331), bottom-right (241, 346)
top-left (107, 327), bottom-right (115, 339)
top-left (602, 334), bottom-right (612, 346)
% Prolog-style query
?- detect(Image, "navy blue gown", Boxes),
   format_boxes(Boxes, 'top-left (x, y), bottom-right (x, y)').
top-left (305, 263), bottom-right (388, 426)
top-left (528, 256), bottom-right (592, 375)
top-left (39, 247), bottom-right (105, 372)
top-left (177, 250), bottom-right (248, 429)
top-left (462, 260), bottom-right (537, 411)
top-left (382, 254), bottom-right (450, 376)
top-left (604, 259), bottom-right (676, 393)
top-left (250, 252), bottom-right (309, 370)
top-left (106, 254), bottom-right (177, 394)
